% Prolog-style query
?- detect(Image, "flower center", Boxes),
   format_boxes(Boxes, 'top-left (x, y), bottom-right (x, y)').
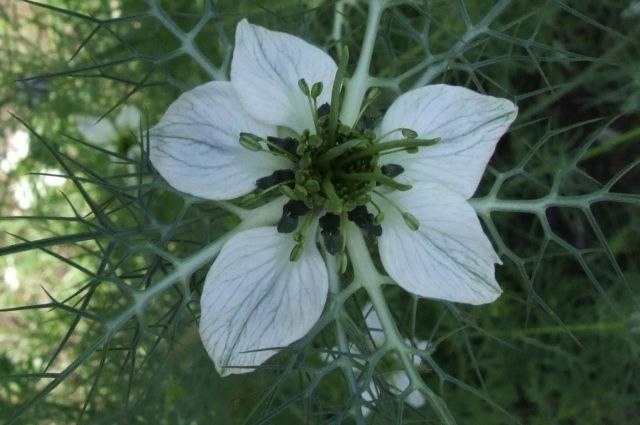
top-left (240, 79), bottom-right (438, 263)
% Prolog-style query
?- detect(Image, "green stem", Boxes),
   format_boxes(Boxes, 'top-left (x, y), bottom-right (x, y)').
top-left (345, 224), bottom-right (457, 425)
top-left (331, 0), bottom-right (347, 54)
top-left (581, 126), bottom-right (640, 161)
top-left (339, 0), bottom-right (384, 126)
top-left (146, 0), bottom-right (225, 80)
top-left (325, 253), bottom-right (366, 425)
top-left (494, 321), bottom-right (624, 337)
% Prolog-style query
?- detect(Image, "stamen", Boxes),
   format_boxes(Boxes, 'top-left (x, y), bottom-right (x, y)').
top-left (266, 136), bottom-right (299, 157)
top-left (289, 243), bottom-right (303, 261)
top-left (373, 190), bottom-right (421, 232)
top-left (336, 138), bottom-right (439, 166)
top-left (256, 169), bottom-right (295, 189)
top-left (317, 103), bottom-right (330, 118)
top-left (289, 212), bottom-right (316, 262)
top-left (328, 46), bottom-right (349, 144)
top-left (299, 78), bottom-right (324, 133)
top-left (310, 82), bottom-right (323, 99)
top-left (402, 212), bottom-right (420, 231)
top-left (298, 79), bottom-right (310, 96)
top-left (401, 128), bottom-right (418, 139)
top-left (322, 175), bottom-right (344, 213)
top-left (239, 132), bottom-right (263, 151)
top-left (347, 205), bottom-right (382, 237)
top-left (316, 137), bottom-right (369, 164)
top-left (336, 172), bottom-right (412, 191)
top-left (277, 200), bottom-right (310, 233)
top-left (319, 213), bottom-right (341, 255)
top-left (368, 199), bottom-right (385, 224)
top-left (380, 163), bottom-right (404, 178)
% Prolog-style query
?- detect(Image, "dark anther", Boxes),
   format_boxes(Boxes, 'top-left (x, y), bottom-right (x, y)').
top-left (256, 169), bottom-right (295, 189)
top-left (380, 163), bottom-right (405, 178)
top-left (277, 214), bottom-right (298, 233)
top-left (277, 200), bottom-right (310, 233)
top-left (267, 136), bottom-right (299, 156)
top-left (348, 205), bottom-right (382, 237)
top-left (347, 205), bottom-right (370, 226)
top-left (319, 213), bottom-right (341, 255)
top-left (285, 200), bottom-right (310, 217)
top-left (317, 103), bottom-right (330, 118)
top-left (368, 224), bottom-right (383, 237)
top-left (356, 111), bottom-right (382, 131)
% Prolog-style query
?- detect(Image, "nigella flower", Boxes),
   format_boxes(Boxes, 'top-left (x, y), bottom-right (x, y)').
top-left (149, 20), bottom-right (517, 375)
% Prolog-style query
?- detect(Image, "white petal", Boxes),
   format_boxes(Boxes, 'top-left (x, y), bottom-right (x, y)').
top-left (377, 182), bottom-right (502, 305)
top-left (114, 105), bottom-right (141, 134)
top-left (76, 115), bottom-right (119, 145)
top-left (231, 19), bottom-right (337, 134)
top-left (379, 85), bottom-right (517, 199)
top-left (199, 226), bottom-right (328, 376)
top-left (149, 81), bottom-right (289, 200)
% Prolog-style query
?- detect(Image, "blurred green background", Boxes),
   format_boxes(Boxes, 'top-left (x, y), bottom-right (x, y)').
top-left (1, 0), bottom-right (639, 424)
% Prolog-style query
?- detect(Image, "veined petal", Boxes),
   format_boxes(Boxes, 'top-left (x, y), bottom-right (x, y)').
top-left (231, 19), bottom-right (337, 134)
top-left (377, 182), bottom-right (502, 305)
top-left (149, 81), bottom-right (289, 200)
top-left (379, 85), bottom-right (517, 199)
top-left (199, 226), bottom-right (328, 376)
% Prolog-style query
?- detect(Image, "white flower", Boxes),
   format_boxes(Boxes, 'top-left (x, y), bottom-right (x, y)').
top-left (13, 177), bottom-right (35, 210)
top-left (76, 105), bottom-right (141, 146)
top-left (149, 20), bottom-right (517, 376)
top-left (1, 129), bottom-right (30, 173)
top-left (3, 260), bottom-right (21, 291)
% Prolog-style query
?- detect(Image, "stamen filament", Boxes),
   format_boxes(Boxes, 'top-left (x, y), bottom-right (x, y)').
top-left (373, 190), bottom-right (420, 231)
top-left (336, 138), bottom-right (439, 167)
top-left (336, 172), bottom-right (412, 191)
top-left (329, 46), bottom-right (349, 144)
top-left (316, 138), bottom-right (369, 164)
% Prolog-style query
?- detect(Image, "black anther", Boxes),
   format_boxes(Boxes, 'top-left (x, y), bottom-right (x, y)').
top-left (319, 213), bottom-right (341, 255)
top-left (380, 163), bottom-right (405, 178)
top-left (267, 136), bottom-right (299, 156)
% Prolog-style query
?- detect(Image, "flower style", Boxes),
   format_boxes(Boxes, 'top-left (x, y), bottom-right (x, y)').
top-left (149, 20), bottom-right (517, 376)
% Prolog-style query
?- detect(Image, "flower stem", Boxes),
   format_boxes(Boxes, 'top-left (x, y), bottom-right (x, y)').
top-left (339, 0), bottom-right (384, 127)
top-left (325, 253), bottom-right (366, 425)
top-left (346, 223), bottom-right (458, 425)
